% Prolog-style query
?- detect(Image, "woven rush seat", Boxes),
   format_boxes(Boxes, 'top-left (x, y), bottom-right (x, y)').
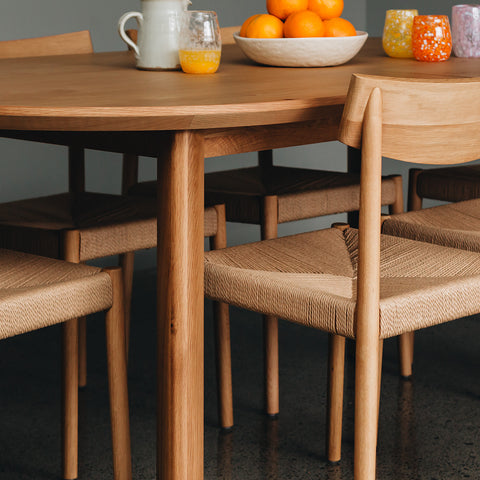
top-left (0, 192), bottom-right (158, 261)
top-left (204, 166), bottom-right (400, 224)
top-left (205, 227), bottom-right (480, 340)
top-left (413, 165), bottom-right (480, 203)
top-left (383, 198), bottom-right (480, 252)
top-left (0, 248), bottom-right (112, 340)
top-left (0, 248), bottom-right (131, 479)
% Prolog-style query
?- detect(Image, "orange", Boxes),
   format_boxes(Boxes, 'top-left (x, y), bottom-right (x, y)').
top-left (246, 14), bottom-right (284, 38)
top-left (284, 10), bottom-right (325, 38)
top-left (323, 17), bottom-right (356, 37)
top-left (240, 14), bottom-right (262, 37)
top-left (267, 0), bottom-right (309, 20)
top-left (307, 0), bottom-right (344, 20)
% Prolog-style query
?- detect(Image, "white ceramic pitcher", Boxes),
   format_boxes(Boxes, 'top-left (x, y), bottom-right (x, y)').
top-left (118, 0), bottom-right (190, 70)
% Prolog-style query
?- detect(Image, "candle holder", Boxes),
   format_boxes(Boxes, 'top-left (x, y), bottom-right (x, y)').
top-left (383, 9), bottom-right (418, 58)
top-left (452, 4), bottom-right (480, 57)
top-left (412, 15), bottom-right (452, 62)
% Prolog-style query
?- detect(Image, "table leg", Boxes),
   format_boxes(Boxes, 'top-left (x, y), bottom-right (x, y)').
top-left (156, 131), bottom-right (205, 480)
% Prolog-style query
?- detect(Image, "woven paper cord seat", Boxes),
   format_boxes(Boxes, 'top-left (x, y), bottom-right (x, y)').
top-left (0, 248), bottom-right (131, 480)
top-left (383, 198), bottom-right (480, 252)
top-left (395, 164), bottom-right (480, 378)
top-left (205, 74), bottom-right (480, 478)
top-left (411, 165), bottom-right (480, 205)
top-left (0, 192), bottom-right (219, 260)
top-left (205, 227), bottom-right (480, 340)
top-left (204, 166), bottom-right (400, 225)
top-left (0, 192), bottom-right (157, 260)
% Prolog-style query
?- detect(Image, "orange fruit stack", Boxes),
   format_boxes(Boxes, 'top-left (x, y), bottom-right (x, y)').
top-left (240, 0), bottom-right (357, 39)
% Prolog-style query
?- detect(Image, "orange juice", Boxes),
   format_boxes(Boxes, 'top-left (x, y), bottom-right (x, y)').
top-left (179, 49), bottom-right (221, 74)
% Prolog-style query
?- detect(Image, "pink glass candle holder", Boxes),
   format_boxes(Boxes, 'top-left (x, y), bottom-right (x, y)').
top-left (383, 9), bottom-right (419, 58)
top-left (452, 4), bottom-right (480, 57)
top-left (412, 15), bottom-right (452, 62)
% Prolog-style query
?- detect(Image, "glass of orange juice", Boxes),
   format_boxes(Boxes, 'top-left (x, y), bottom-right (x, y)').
top-left (179, 11), bottom-right (221, 74)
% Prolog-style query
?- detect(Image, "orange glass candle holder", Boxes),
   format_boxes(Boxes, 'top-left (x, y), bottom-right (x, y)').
top-left (383, 9), bottom-right (418, 58)
top-left (412, 15), bottom-right (452, 62)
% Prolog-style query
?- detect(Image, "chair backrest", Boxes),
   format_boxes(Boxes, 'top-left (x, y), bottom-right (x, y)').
top-left (0, 30), bottom-right (93, 59)
top-left (338, 73), bottom-right (480, 338)
top-left (339, 74), bottom-right (480, 165)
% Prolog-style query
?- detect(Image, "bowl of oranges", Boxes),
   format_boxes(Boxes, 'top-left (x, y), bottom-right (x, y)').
top-left (234, 0), bottom-right (368, 67)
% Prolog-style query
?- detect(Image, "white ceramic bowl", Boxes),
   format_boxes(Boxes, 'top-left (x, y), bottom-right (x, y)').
top-left (233, 31), bottom-right (368, 67)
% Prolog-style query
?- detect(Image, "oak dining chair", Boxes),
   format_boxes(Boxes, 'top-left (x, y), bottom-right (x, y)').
top-left (0, 247), bottom-right (131, 480)
top-left (123, 26), bottom-right (405, 421)
top-left (0, 30), bottom-right (160, 388)
top-left (204, 74), bottom-right (480, 479)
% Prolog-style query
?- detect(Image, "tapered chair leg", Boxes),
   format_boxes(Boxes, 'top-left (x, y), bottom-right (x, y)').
top-left (62, 318), bottom-right (79, 480)
top-left (326, 334), bottom-right (346, 463)
top-left (78, 317), bottom-right (87, 387)
top-left (261, 195), bottom-right (280, 417)
top-left (210, 204), bottom-right (234, 429)
top-left (264, 315), bottom-right (279, 416)
top-left (214, 300), bottom-right (234, 429)
top-left (354, 336), bottom-right (380, 480)
top-left (104, 267), bottom-right (132, 480)
top-left (119, 251), bottom-right (135, 359)
top-left (398, 332), bottom-right (414, 379)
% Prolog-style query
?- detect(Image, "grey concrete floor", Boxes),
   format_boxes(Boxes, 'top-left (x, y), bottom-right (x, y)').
top-left (0, 266), bottom-right (479, 479)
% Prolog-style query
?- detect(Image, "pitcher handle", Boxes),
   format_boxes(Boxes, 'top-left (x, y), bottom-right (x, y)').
top-left (118, 11), bottom-right (143, 58)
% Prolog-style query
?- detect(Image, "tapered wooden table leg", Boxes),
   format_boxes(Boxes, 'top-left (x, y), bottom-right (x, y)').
top-left (157, 131), bottom-right (205, 480)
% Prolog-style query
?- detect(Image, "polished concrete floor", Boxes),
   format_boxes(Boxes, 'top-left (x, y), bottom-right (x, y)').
top-left (1, 265), bottom-right (479, 479)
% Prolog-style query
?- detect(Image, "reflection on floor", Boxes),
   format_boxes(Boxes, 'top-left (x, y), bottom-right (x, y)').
top-left (0, 267), bottom-right (479, 479)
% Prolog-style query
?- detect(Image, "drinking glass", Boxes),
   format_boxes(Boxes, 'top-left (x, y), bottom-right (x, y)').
top-left (412, 15), bottom-right (452, 62)
top-left (179, 10), bottom-right (221, 74)
top-left (382, 9), bottom-right (418, 58)
top-left (452, 4), bottom-right (480, 57)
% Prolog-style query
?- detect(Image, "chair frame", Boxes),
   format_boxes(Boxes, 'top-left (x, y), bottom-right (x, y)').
top-left (339, 73), bottom-right (480, 479)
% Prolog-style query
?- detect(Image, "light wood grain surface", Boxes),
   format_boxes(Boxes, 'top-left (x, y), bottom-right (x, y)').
top-left (2, 37), bottom-right (480, 480)
top-left (1, 38), bottom-right (479, 131)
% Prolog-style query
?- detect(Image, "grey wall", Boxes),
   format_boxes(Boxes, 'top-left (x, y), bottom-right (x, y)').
top-left (1, 0), bottom-right (366, 268)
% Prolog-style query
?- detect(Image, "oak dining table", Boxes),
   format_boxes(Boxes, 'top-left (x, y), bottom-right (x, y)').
top-left (1, 37), bottom-right (479, 479)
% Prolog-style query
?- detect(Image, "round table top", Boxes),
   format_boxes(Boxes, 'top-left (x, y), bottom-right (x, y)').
top-left (0, 38), bottom-right (479, 131)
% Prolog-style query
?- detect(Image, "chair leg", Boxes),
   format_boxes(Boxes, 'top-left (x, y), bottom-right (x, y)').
top-left (399, 168), bottom-right (423, 379)
top-left (62, 318), bottom-right (79, 480)
top-left (261, 195), bottom-right (280, 417)
top-left (264, 315), bottom-right (279, 416)
top-left (214, 300), bottom-right (234, 430)
top-left (78, 317), bottom-right (87, 388)
top-left (119, 251), bottom-right (135, 359)
top-left (398, 332), bottom-right (414, 379)
top-left (104, 267), bottom-right (132, 480)
top-left (407, 169), bottom-right (423, 212)
top-left (210, 204), bottom-right (234, 429)
top-left (354, 336), bottom-right (380, 480)
top-left (326, 334), bottom-right (345, 463)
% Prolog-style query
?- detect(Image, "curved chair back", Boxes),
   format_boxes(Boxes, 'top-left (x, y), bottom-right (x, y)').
top-left (0, 30), bottom-right (93, 59)
top-left (339, 74), bottom-right (480, 165)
